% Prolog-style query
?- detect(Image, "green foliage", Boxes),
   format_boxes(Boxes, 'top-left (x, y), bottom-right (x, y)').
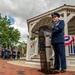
top-left (31, 36), bottom-right (36, 40)
top-left (17, 41), bottom-right (27, 54)
top-left (0, 14), bottom-right (20, 48)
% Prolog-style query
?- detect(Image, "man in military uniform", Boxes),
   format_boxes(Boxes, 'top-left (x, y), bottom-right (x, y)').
top-left (51, 13), bottom-right (66, 73)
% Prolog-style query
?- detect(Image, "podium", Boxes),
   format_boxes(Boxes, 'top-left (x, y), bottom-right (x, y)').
top-left (38, 26), bottom-right (53, 74)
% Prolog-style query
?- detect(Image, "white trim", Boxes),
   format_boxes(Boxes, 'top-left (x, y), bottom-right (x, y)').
top-left (67, 14), bottom-right (75, 23)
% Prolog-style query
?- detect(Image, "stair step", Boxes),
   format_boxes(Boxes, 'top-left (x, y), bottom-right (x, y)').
top-left (31, 58), bottom-right (40, 62)
top-left (25, 61), bottom-right (41, 68)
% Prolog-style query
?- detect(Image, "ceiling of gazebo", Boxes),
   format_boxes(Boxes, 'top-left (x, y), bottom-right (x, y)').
top-left (32, 17), bottom-right (54, 33)
top-left (68, 16), bottom-right (75, 35)
top-left (32, 15), bottom-right (75, 35)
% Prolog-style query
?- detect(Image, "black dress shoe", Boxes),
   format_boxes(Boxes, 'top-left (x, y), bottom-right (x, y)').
top-left (61, 70), bottom-right (66, 73)
top-left (38, 69), bottom-right (59, 74)
top-left (44, 70), bottom-right (59, 74)
top-left (50, 70), bottom-right (59, 74)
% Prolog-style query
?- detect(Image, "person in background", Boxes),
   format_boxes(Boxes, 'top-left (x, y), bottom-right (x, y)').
top-left (2, 48), bottom-right (11, 59)
top-left (7, 48), bottom-right (12, 59)
top-left (51, 13), bottom-right (66, 73)
top-left (17, 50), bottom-right (20, 59)
top-left (1, 48), bottom-right (5, 59)
top-left (12, 49), bottom-right (16, 59)
top-left (0, 46), bottom-right (3, 58)
top-left (22, 48), bottom-right (25, 57)
top-left (15, 47), bottom-right (20, 59)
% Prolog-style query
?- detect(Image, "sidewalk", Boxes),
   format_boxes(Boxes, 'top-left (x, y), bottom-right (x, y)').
top-left (0, 59), bottom-right (75, 75)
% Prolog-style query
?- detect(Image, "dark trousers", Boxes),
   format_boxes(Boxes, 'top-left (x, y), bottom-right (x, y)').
top-left (12, 55), bottom-right (16, 59)
top-left (53, 43), bottom-right (66, 70)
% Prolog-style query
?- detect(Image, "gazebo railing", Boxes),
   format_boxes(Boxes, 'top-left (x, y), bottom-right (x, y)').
top-left (30, 37), bottom-right (39, 58)
top-left (68, 41), bottom-right (75, 55)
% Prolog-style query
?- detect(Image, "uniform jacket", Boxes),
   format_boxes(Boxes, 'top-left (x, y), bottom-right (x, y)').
top-left (51, 20), bottom-right (65, 45)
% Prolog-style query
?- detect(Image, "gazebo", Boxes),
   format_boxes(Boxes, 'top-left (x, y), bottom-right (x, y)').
top-left (26, 4), bottom-right (75, 69)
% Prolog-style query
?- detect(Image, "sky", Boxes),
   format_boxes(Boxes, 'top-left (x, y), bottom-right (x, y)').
top-left (0, 0), bottom-right (75, 42)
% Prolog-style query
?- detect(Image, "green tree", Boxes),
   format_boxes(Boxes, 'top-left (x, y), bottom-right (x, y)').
top-left (0, 14), bottom-right (20, 48)
top-left (17, 41), bottom-right (27, 54)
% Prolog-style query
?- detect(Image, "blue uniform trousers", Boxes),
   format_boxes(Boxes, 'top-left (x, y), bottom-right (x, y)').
top-left (53, 43), bottom-right (66, 70)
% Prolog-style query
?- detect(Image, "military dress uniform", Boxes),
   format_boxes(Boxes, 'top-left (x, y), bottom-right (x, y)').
top-left (51, 18), bottom-right (66, 71)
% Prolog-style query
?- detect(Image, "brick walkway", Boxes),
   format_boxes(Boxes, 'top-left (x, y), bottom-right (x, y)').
top-left (0, 59), bottom-right (75, 75)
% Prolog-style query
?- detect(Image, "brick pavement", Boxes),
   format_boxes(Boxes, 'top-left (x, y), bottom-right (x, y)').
top-left (0, 59), bottom-right (75, 75)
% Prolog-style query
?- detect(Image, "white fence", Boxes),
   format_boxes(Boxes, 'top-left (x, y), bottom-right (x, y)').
top-left (68, 41), bottom-right (75, 55)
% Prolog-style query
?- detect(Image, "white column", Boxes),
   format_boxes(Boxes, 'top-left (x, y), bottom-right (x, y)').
top-left (29, 24), bottom-right (32, 38)
top-left (35, 37), bottom-right (39, 55)
top-left (26, 24), bottom-right (32, 60)
top-left (29, 31), bottom-right (32, 38)
top-left (26, 37), bottom-right (31, 60)
top-left (45, 36), bottom-right (50, 62)
top-left (64, 11), bottom-right (68, 35)
top-left (64, 11), bottom-right (69, 56)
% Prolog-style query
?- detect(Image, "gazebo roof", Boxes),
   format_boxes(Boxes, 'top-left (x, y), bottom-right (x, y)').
top-left (27, 4), bottom-right (75, 32)
top-left (32, 17), bottom-right (53, 33)
top-left (27, 4), bottom-right (75, 23)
